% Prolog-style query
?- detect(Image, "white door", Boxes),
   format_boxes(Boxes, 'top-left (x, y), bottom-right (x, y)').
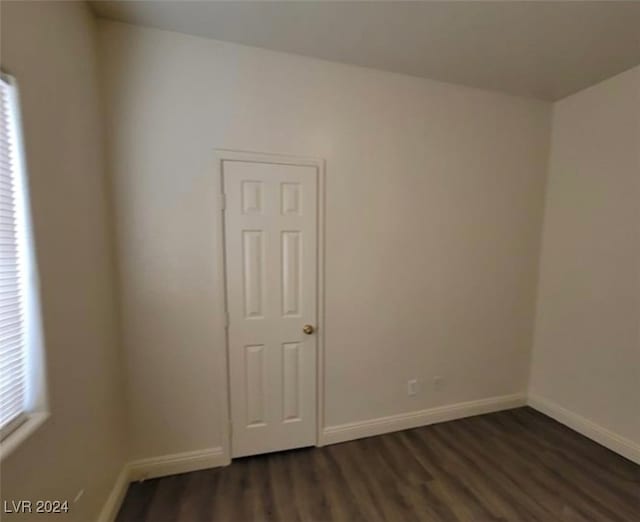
top-left (223, 159), bottom-right (317, 458)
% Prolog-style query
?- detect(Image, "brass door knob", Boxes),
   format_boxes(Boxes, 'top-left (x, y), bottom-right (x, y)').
top-left (303, 324), bottom-right (315, 335)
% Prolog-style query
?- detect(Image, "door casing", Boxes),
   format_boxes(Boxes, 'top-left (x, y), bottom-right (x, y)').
top-left (213, 149), bottom-right (325, 462)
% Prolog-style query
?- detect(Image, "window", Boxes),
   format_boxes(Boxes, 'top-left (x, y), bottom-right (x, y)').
top-left (0, 73), bottom-right (47, 451)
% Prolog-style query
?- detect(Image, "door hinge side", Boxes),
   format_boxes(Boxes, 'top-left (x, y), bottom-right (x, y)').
top-left (220, 193), bottom-right (226, 210)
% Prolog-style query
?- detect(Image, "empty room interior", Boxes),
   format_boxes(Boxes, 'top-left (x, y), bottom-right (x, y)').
top-left (1, 1), bottom-right (639, 521)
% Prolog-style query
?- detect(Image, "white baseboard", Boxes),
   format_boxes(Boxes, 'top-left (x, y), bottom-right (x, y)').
top-left (320, 393), bottom-right (526, 445)
top-left (96, 467), bottom-right (131, 522)
top-left (127, 446), bottom-right (229, 481)
top-left (528, 394), bottom-right (640, 465)
top-left (96, 392), bottom-right (639, 521)
top-left (96, 447), bottom-right (228, 522)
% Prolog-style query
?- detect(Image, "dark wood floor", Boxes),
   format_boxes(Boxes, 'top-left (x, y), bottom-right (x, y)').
top-left (116, 407), bottom-right (640, 522)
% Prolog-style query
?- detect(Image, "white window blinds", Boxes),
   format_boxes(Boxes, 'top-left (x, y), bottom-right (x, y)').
top-left (0, 76), bottom-right (27, 435)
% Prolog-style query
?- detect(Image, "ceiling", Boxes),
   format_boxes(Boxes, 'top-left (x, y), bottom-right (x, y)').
top-left (91, 1), bottom-right (640, 101)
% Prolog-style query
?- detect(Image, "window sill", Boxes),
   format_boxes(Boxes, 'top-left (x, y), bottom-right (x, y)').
top-left (0, 412), bottom-right (49, 462)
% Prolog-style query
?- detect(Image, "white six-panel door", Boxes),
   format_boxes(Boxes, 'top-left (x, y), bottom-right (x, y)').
top-left (223, 160), bottom-right (317, 458)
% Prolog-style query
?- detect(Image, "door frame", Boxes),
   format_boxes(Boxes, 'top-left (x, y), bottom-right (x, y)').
top-left (213, 149), bottom-right (326, 462)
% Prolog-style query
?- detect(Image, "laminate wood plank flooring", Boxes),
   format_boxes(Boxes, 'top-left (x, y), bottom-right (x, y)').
top-left (116, 407), bottom-right (640, 521)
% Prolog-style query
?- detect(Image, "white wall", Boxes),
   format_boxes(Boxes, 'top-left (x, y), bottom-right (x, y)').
top-left (0, 2), bottom-right (127, 520)
top-left (98, 21), bottom-right (551, 461)
top-left (530, 66), bottom-right (640, 454)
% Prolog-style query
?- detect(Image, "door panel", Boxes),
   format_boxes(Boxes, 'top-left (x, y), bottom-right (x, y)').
top-left (242, 230), bottom-right (265, 318)
top-left (223, 160), bottom-right (317, 458)
top-left (282, 341), bottom-right (301, 421)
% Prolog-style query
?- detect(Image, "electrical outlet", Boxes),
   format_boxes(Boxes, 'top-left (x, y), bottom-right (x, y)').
top-left (433, 376), bottom-right (443, 390)
top-left (407, 379), bottom-right (418, 396)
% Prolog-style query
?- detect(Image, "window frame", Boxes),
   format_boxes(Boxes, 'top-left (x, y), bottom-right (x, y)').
top-left (0, 71), bottom-right (48, 460)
